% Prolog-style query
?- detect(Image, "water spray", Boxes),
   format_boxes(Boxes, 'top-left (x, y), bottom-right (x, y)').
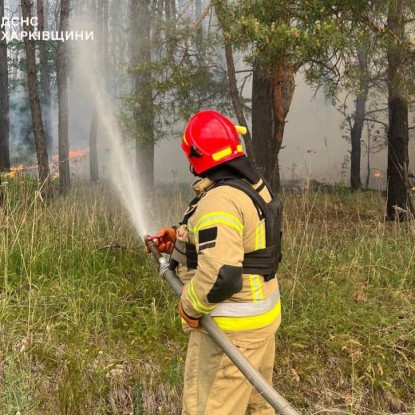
top-left (72, 21), bottom-right (149, 237)
top-left (144, 235), bottom-right (301, 415)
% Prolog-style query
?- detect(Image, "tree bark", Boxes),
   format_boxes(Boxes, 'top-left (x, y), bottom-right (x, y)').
top-left (271, 58), bottom-right (295, 190)
top-left (57, 0), bottom-right (70, 196)
top-left (350, 47), bottom-right (369, 190)
top-left (165, 0), bottom-right (177, 57)
top-left (130, 0), bottom-right (154, 193)
top-left (252, 59), bottom-right (295, 191)
top-left (21, 0), bottom-right (52, 199)
top-left (252, 64), bottom-right (275, 181)
top-left (0, 0), bottom-right (10, 172)
top-left (37, 0), bottom-right (53, 154)
top-left (165, 0), bottom-right (176, 21)
top-left (386, 0), bottom-right (414, 220)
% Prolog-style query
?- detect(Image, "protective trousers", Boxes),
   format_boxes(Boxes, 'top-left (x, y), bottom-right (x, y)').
top-left (181, 330), bottom-right (276, 415)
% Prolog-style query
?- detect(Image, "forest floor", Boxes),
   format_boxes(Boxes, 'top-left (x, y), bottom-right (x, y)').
top-left (0, 177), bottom-right (414, 415)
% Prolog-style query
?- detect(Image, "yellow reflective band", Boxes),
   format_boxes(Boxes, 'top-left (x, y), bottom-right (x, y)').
top-left (188, 280), bottom-right (214, 314)
top-left (213, 300), bottom-right (281, 331)
top-left (251, 223), bottom-right (265, 301)
top-left (249, 274), bottom-right (264, 302)
top-left (194, 212), bottom-right (243, 238)
top-left (212, 147), bottom-right (232, 161)
top-left (237, 144), bottom-right (243, 152)
top-left (255, 221), bottom-right (266, 250)
top-left (183, 134), bottom-right (188, 145)
top-left (211, 288), bottom-right (280, 317)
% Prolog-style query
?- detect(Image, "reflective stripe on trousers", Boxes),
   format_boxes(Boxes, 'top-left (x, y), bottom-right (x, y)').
top-left (210, 288), bottom-right (280, 317)
top-left (210, 289), bottom-right (281, 332)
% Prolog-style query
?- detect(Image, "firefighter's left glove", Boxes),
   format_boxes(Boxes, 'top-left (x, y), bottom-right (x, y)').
top-left (178, 301), bottom-right (201, 329)
top-left (156, 227), bottom-right (176, 254)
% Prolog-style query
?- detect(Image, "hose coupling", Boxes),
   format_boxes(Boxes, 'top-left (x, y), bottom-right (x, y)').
top-left (159, 256), bottom-right (170, 279)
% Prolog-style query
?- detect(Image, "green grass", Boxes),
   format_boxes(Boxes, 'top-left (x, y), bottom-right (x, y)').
top-left (0, 177), bottom-right (414, 414)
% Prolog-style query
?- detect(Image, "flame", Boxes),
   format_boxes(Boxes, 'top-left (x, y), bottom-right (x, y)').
top-left (373, 172), bottom-right (382, 178)
top-left (51, 147), bottom-right (89, 162)
top-left (12, 164), bottom-right (24, 172)
top-left (4, 170), bottom-right (17, 178)
top-left (3, 164), bottom-right (24, 178)
top-left (3, 148), bottom-right (89, 179)
top-left (69, 148), bottom-right (89, 158)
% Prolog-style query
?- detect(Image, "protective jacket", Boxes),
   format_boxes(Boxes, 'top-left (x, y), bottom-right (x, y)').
top-left (172, 177), bottom-right (282, 345)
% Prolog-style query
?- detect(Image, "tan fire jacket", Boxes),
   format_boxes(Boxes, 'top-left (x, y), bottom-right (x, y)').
top-left (173, 177), bottom-right (281, 346)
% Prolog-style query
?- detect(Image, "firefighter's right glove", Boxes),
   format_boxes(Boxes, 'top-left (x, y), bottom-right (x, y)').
top-left (156, 227), bottom-right (176, 254)
top-left (178, 300), bottom-right (201, 329)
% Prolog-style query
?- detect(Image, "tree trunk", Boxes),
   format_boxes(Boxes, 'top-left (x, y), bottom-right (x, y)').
top-left (37, 0), bottom-right (53, 154)
top-left (130, 0), bottom-right (154, 193)
top-left (365, 124), bottom-right (371, 189)
top-left (350, 48), bottom-right (369, 190)
top-left (271, 58), bottom-right (295, 190)
top-left (386, 0), bottom-right (414, 221)
top-left (21, 0), bottom-right (52, 199)
top-left (165, 0), bottom-right (177, 57)
top-left (165, 0), bottom-right (176, 21)
top-left (57, 0), bottom-right (70, 196)
top-left (252, 64), bottom-right (275, 181)
top-left (0, 0), bottom-right (10, 172)
top-left (350, 96), bottom-right (365, 190)
top-left (252, 59), bottom-right (295, 191)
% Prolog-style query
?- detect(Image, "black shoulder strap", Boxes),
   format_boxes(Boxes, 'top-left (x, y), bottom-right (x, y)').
top-left (215, 178), bottom-right (271, 220)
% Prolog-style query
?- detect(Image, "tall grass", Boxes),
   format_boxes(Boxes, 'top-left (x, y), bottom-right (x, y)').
top-left (277, 188), bottom-right (415, 414)
top-left (0, 177), bottom-right (414, 414)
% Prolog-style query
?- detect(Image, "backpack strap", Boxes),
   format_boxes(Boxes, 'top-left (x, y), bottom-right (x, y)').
top-left (215, 178), bottom-right (282, 281)
top-left (215, 178), bottom-right (271, 241)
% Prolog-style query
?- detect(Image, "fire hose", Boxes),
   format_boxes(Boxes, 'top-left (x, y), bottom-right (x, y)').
top-left (144, 236), bottom-right (301, 415)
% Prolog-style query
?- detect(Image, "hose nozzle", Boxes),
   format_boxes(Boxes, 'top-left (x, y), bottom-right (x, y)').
top-left (144, 235), bottom-right (162, 261)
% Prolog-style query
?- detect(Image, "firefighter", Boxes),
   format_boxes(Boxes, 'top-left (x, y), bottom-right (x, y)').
top-left (155, 110), bottom-right (282, 415)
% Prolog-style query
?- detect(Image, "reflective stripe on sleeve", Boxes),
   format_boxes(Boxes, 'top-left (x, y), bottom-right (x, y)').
top-left (187, 280), bottom-right (215, 315)
top-left (210, 288), bottom-right (280, 317)
top-left (212, 299), bottom-right (281, 331)
top-left (190, 211), bottom-right (243, 241)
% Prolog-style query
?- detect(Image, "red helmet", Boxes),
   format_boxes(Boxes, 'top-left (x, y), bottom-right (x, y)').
top-left (182, 110), bottom-right (247, 174)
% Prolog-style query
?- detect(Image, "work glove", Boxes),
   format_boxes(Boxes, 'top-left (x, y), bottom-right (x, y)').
top-left (178, 300), bottom-right (201, 329)
top-left (156, 227), bottom-right (176, 254)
